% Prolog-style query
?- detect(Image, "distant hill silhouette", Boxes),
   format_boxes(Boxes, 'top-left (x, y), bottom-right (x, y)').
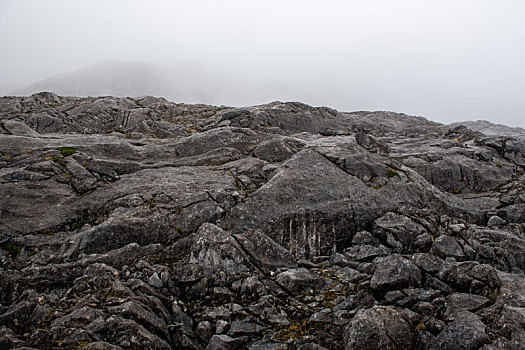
top-left (8, 61), bottom-right (257, 104)
top-left (5, 61), bottom-right (344, 108)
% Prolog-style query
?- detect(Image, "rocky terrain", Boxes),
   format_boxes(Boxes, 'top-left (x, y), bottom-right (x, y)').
top-left (0, 92), bottom-right (524, 349)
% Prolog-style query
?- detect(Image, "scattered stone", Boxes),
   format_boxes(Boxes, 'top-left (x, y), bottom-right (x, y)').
top-left (370, 254), bottom-right (421, 293)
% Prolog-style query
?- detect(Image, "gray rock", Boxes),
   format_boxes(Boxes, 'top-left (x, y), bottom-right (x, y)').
top-left (373, 212), bottom-right (427, 250)
top-left (233, 229), bottom-right (297, 271)
top-left (344, 306), bottom-right (413, 349)
top-left (86, 315), bottom-right (171, 350)
top-left (2, 94), bottom-right (525, 349)
top-left (444, 293), bottom-right (490, 320)
top-left (1, 119), bottom-right (41, 137)
top-left (432, 235), bottom-right (465, 261)
top-left (227, 320), bottom-right (264, 337)
top-left (196, 320), bottom-right (213, 343)
top-left (107, 300), bottom-right (168, 338)
top-left (249, 344), bottom-right (288, 350)
top-left (351, 230), bottom-right (380, 246)
top-left (412, 253), bottom-right (446, 275)
top-left (215, 320), bottom-right (229, 334)
top-left (253, 138), bottom-right (297, 162)
top-left (370, 254), bottom-right (422, 293)
top-left (148, 272), bottom-right (163, 288)
top-left (440, 262), bottom-right (502, 293)
top-left (275, 268), bottom-right (325, 294)
top-left (189, 223), bottom-right (251, 276)
top-left (206, 334), bottom-right (242, 350)
top-left (80, 342), bottom-right (124, 350)
top-left (487, 215), bottom-right (506, 227)
top-left (430, 310), bottom-right (489, 350)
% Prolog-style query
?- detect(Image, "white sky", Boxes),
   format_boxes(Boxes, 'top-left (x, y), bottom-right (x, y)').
top-left (0, 0), bottom-right (524, 126)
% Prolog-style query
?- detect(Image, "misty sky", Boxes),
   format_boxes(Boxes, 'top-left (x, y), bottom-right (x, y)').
top-left (1, 0), bottom-right (524, 127)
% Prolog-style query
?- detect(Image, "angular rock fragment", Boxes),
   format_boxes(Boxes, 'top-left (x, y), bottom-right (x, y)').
top-left (344, 306), bottom-right (413, 349)
top-left (430, 311), bottom-right (489, 350)
top-left (275, 268), bottom-right (325, 294)
top-left (370, 254), bottom-right (422, 294)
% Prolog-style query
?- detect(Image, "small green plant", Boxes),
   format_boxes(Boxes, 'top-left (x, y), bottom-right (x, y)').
top-left (57, 147), bottom-right (76, 157)
top-left (386, 169), bottom-right (401, 179)
top-left (1, 242), bottom-right (21, 256)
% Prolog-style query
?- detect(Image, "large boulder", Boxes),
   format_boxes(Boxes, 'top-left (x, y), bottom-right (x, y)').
top-left (370, 254), bottom-right (422, 294)
top-left (344, 306), bottom-right (413, 349)
top-left (430, 310), bottom-right (489, 350)
top-left (189, 223), bottom-right (252, 276)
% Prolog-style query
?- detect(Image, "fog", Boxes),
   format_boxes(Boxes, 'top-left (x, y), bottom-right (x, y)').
top-left (1, 0), bottom-right (524, 127)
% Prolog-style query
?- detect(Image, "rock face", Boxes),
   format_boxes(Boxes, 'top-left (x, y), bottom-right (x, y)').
top-left (0, 92), bottom-right (524, 349)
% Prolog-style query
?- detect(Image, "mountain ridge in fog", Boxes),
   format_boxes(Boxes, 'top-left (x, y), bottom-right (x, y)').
top-left (7, 60), bottom-right (301, 106)
top-left (4, 60), bottom-right (352, 112)
top-left (10, 61), bottom-right (188, 100)
top-left (5, 61), bottom-right (525, 130)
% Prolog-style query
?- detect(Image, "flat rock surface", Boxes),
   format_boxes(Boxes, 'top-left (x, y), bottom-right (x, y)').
top-left (0, 92), bottom-right (524, 349)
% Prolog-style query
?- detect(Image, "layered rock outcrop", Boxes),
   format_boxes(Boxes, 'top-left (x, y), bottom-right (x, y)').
top-left (0, 92), bottom-right (524, 349)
